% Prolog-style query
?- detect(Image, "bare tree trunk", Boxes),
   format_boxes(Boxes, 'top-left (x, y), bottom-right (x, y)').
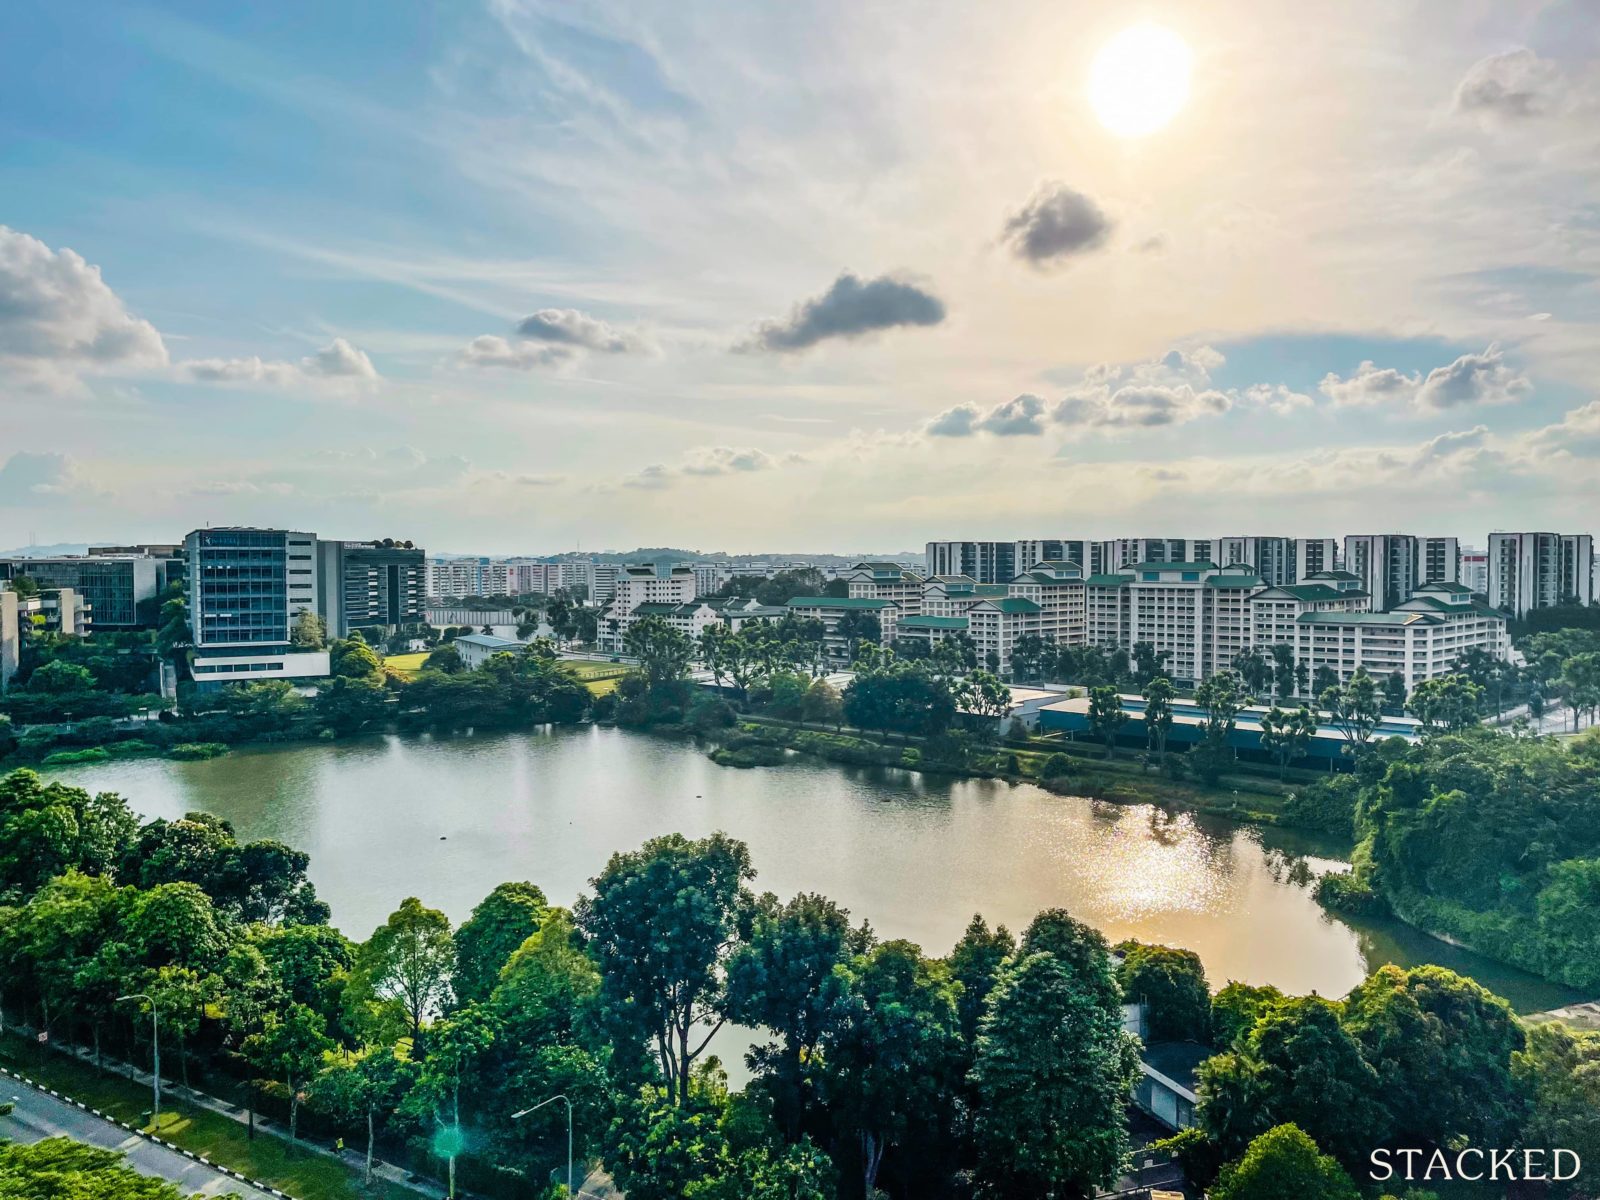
top-left (366, 1108), bottom-right (376, 1187)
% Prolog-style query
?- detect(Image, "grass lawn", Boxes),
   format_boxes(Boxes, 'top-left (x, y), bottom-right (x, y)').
top-left (0, 1036), bottom-right (415, 1200)
top-left (383, 651), bottom-right (430, 680)
top-left (561, 660), bottom-right (631, 696)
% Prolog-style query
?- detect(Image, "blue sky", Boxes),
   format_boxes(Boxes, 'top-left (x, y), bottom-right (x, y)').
top-left (3, 0), bottom-right (1599, 553)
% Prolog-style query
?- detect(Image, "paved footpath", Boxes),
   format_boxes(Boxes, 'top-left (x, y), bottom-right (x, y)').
top-left (1, 1069), bottom-right (279, 1199)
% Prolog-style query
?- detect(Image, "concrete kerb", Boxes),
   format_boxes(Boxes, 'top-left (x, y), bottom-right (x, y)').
top-left (0, 1064), bottom-right (302, 1200)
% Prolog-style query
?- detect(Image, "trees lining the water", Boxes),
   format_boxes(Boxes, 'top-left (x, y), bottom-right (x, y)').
top-left (0, 762), bottom-right (1595, 1200)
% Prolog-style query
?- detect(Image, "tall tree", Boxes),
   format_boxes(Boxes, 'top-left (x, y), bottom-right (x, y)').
top-left (823, 940), bottom-right (961, 1197)
top-left (1116, 941), bottom-right (1211, 1042)
top-left (1142, 676), bottom-right (1175, 769)
top-left (970, 928), bottom-right (1141, 1198)
top-left (626, 616), bottom-right (694, 690)
top-left (360, 897), bottom-right (454, 1046)
top-left (1258, 706), bottom-right (1316, 779)
top-left (1319, 667), bottom-right (1381, 757)
top-left (725, 892), bottom-right (868, 1139)
top-left (243, 1002), bottom-right (331, 1143)
top-left (577, 832), bottom-right (755, 1106)
top-left (311, 1046), bottom-right (414, 1187)
top-left (1087, 685), bottom-right (1128, 759)
top-left (453, 881), bottom-right (547, 1007)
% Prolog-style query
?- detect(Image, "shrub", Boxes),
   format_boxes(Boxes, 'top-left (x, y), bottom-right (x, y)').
top-left (1313, 871), bottom-right (1391, 919)
top-left (40, 746), bottom-right (111, 766)
top-left (167, 742), bottom-right (231, 761)
top-left (1041, 753), bottom-right (1076, 780)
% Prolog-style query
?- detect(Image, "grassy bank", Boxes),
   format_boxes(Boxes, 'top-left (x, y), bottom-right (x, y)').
top-left (0, 1034), bottom-right (413, 1200)
top-left (719, 716), bottom-right (1315, 827)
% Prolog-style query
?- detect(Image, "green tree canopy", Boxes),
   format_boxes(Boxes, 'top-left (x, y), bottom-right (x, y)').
top-left (453, 880), bottom-right (548, 1006)
top-left (1210, 1124), bottom-right (1359, 1200)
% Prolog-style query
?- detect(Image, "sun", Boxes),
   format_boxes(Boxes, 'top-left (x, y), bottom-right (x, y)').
top-left (1087, 23), bottom-right (1193, 138)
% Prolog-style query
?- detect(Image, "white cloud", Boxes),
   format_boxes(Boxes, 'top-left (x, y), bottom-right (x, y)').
top-left (1317, 345), bottom-right (1530, 410)
top-left (0, 451), bottom-right (87, 503)
top-left (514, 308), bottom-right (638, 353)
top-left (0, 226), bottom-right (168, 388)
top-left (1414, 344), bottom-right (1531, 409)
top-left (620, 444), bottom-right (782, 489)
top-left (1454, 49), bottom-right (1567, 120)
top-left (177, 337), bottom-right (380, 387)
top-left (458, 333), bottom-right (573, 370)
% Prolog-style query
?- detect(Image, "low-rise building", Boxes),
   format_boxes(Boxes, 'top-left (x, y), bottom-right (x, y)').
top-left (0, 553), bottom-right (166, 629)
top-left (0, 587), bottom-right (83, 687)
top-left (453, 632), bottom-right (524, 670)
top-left (1291, 584), bottom-right (1507, 692)
top-left (621, 596), bottom-right (783, 642)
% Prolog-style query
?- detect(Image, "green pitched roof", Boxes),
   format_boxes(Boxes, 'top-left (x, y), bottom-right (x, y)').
top-left (1206, 574), bottom-right (1265, 589)
top-left (1306, 570), bottom-right (1360, 581)
top-left (1296, 610), bottom-right (1439, 626)
top-left (899, 614), bottom-right (968, 630)
top-left (1416, 580), bottom-right (1472, 594)
top-left (984, 596), bottom-right (1042, 613)
top-left (1263, 583), bottom-right (1346, 601)
top-left (1129, 560), bottom-right (1219, 572)
top-left (785, 596), bottom-right (894, 610)
top-left (1086, 574), bottom-right (1134, 587)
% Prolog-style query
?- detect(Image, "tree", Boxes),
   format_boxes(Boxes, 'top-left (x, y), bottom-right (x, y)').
top-left (290, 610), bottom-right (327, 650)
top-left (1199, 995), bottom-right (1381, 1165)
top-left (1210, 1125), bottom-right (1359, 1200)
top-left (0, 769), bottom-right (137, 900)
top-left (243, 1002), bottom-right (331, 1143)
top-left (626, 616), bottom-right (694, 690)
top-left (27, 659), bottom-right (95, 694)
top-left (1382, 671), bottom-right (1407, 713)
top-left (1406, 675), bottom-right (1483, 733)
top-left (330, 637), bottom-right (383, 682)
top-left (1210, 981), bottom-right (1284, 1050)
top-left (312, 1046), bottom-right (414, 1187)
top-left (1233, 649), bottom-right (1273, 699)
top-left (1341, 964), bottom-right (1523, 1147)
top-left (1193, 670), bottom-right (1248, 783)
top-left (1087, 685), bottom-right (1127, 759)
top-left (1130, 641), bottom-right (1170, 687)
top-left (0, 1139), bottom-right (204, 1198)
top-left (1116, 941), bottom-right (1211, 1042)
top-left (823, 940), bottom-right (961, 1196)
top-left (453, 881), bottom-right (548, 1006)
top-left (725, 892), bottom-right (867, 1139)
top-left (413, 1004), bottom-right (495, 1199)
top-left (1319, 667), bottom-right (1381, 758)
top-left (1513, 1022), bottom-right (1600, 1180)
top-left (8, 574), bottom-right (40, 600)
top-left (961, 670), bottom-right (1013, 730)
top-left (800, 678), bottom-right (842, 727)
top-left (577, 832), bottom-right (754, 1106)
top-left (970, 939), bottom-right (1142, 1198)
top-left (1270, 644), bottom-right (1298, 701)
top-left (947, 914), bottom-right (1016, 1046)
top-left (423, 643), bottom-right (465, 674)
top-left (698, 624), bottom-right (736, 695)
top-left (835, 610), bottom-right (882, 659)
top-left (314, 675), bottom-right (389, 736)
top-left (359, 897), bottom-right (454, 1045)
top-left (1142, 676), bottom-right (1175, 769)
top-left (1258, 706), bottom-right (1316, 779)
top-left (1011, 633), bottom-right (1047, 683)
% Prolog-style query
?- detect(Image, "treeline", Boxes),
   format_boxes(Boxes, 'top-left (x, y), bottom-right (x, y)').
top-left (4, 765), bottom-right (1596, 1199)
top-left (1317, 724), bottom-right (1600, 991)
top-left (0, 637), bottom-right (592, 767)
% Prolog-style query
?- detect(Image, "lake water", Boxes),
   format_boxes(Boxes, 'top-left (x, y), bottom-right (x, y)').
top-left (42, 725), bottom-right (1577, 1015)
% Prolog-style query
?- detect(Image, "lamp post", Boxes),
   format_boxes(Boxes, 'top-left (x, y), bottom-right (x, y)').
top-left (512, 1094), bottom-right (573, 1197)
top-left (116, 993), bottom-right (159, 1129)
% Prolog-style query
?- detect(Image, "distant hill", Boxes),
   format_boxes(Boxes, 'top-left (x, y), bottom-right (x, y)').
top-left (0, 543), bottom-right (91, 558)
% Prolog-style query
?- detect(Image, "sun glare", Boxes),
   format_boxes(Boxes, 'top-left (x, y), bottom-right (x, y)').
top-left (1087, 23), bottom-right (1193, 138)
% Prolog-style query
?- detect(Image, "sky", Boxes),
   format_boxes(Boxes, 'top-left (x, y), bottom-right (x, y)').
top-left (2, 0), bottom-right (1599, 555)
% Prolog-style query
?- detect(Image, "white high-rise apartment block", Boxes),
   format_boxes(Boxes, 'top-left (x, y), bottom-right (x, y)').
top-left (1097, 539), bottom-right (1215, 571)
top-left (1459, 548), bottom-right (1489, 596)
top-left (1343, 535), bottom-right (1421, 611)
top-left (1295, 538), bottom-right (1340, 581)
top-left (1487, 533), bottom-right (1596, 616)
top-left (1013, 539), bottom-right (1104, 575)
top-left (597, 565), bottom-right (696, 652)
top-left (1217, 537), bottom-right (1295, 586)
top-left (1420, 537), bottom-right (1460, 584)
top-left (1083, 559), bottom-right (1261, 684)
top-left (692, 562), bottom-right (732, 598)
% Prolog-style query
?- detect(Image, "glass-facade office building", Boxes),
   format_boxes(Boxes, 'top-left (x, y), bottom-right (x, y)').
top-left (185, 527), bottom-right (329, 686)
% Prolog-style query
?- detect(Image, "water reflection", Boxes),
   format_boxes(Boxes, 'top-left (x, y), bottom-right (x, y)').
top-left (44, 724), bottom-right (1577, 1014)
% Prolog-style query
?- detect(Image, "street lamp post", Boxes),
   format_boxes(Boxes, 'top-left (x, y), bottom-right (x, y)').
top-left (115, 993), bottom-right (158, 1129)
top-left (512, 1094), bottom-right (573, 1197)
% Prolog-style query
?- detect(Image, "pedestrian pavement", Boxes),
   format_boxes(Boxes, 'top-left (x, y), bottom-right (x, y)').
top-left (1, 1066), bottom-right (280, 1199)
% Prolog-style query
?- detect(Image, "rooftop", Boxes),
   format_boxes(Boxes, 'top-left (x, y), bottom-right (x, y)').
top-left (1086, 573), bottom-right (1135, 587)
top-left (1295, 610), bottom-right (1438, 626)
top-left (785, 596), bottom-right (895, 610)
top-left (1206, 574), bottom-right (1266, 589)
top-left (980, 596), bottom-right (1043, 614)
top-left (1129, 561), bottom-right (1221, 573)
top-left (1306, 570), bottom-right (1361, 582)
top-left (455, 633), bottom-right (522, 649)
top-left (899, 614), bottom-right (969, 630)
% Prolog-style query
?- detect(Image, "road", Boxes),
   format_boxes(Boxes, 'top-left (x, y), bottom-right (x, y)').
top-left (1, 1074), bottom-right (280, 1200)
